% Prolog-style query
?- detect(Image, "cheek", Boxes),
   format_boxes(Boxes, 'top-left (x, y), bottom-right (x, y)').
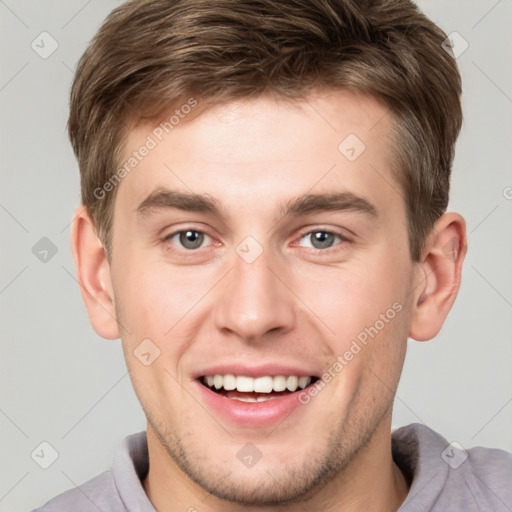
top-left (295, 254), bottom-right (409, 346)
top-left (113, 256), bottom-right (209, 339)
top-left (115, 266), bottom-right (194, 409)
top-left (113, 256), bottom-right (217, 397)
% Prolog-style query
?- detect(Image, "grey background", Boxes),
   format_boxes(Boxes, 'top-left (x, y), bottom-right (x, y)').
top-left (1, 1), bottom-right (511, 510)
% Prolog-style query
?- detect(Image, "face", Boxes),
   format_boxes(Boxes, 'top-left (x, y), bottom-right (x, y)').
top-left (109, 91), bottom-right (417, 505)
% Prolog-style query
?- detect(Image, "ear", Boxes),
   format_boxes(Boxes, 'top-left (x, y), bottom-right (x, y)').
top-left (70, 205), bottom-right (120, 340)
top-left (409, 212), bottom-right (467, 341)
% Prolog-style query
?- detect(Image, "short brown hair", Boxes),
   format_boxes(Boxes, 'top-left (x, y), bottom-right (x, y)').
top-left (68, 0), bottom-right (462, 261)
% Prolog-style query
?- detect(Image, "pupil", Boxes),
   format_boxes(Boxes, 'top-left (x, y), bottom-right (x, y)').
top-left (312, 231), bottom-right (334, 249)
top-left (180, 230), bottom-right (203, 249)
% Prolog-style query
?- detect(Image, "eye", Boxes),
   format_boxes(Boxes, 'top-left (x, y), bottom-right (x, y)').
top-left (166, 230), bottom-right (212, 250)
top-left (298, 230), bottom-right (346, 250)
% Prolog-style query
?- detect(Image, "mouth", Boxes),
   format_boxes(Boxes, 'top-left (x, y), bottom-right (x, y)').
top-left (199, 374), bottom-right (320, 403)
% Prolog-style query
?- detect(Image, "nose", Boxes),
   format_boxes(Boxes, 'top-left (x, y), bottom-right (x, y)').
top-left (213, 245), bottom-right (297, 342)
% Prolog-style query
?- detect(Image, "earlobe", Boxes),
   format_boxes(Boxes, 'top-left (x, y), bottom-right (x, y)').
top-left (70, 205), bottom-right (120, 340)
top-left (409, 212), bottom-right (467, 341)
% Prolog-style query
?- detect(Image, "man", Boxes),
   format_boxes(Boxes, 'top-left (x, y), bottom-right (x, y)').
top-left (33, 0), bottom-right (512, 510)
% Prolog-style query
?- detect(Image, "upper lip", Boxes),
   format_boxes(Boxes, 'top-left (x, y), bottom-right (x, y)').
top-left (192, 363), bottom-right (320, 380)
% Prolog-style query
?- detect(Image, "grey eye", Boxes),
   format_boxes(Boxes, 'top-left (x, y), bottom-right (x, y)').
top-left (171, 230), bottom-right (210, 250)
top-left (300, 231), bottom-right (341, 249)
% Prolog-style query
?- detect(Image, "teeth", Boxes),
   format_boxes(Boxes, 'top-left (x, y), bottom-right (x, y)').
top-left (236, 376), bottom-right (254, 392)
top-left (298, 376), bottom-right (310, 389)
top-left (202, 374), bottom-right (313, 393)
top-left (223, 374), bottom-right (236, 390)
top-left (286, 376), bottom-right (299, 391)
top-left (273, 375), bottom-right (287, 392)
top-left (232, 396), bottom-right (258, 403)
top-left (257, 396), bottom-right (274, 402)
top-left (230, 395), bottom-right (280, 402)
top-left (253, 376), bottom-right (273, 393)
top-left (213, 375), bottom-right (223, 389)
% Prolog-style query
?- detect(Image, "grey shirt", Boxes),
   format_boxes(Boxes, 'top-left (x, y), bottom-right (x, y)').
top-left (32, 423), bottom-right (512, 511)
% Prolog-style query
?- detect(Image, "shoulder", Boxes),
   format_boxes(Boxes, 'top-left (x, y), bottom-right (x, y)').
top-left (31, 470), bottom-right (125, 511)
top-left (396, 422), bottom-right (512, 472)
top-left (463, 442), bottom-right (512, 494)
top-left (31, 431), bottom-right (150, 512)
top-left (445, 439), bottom-right (512, 510)
top-left (394, 423), bottom-right (512, 511)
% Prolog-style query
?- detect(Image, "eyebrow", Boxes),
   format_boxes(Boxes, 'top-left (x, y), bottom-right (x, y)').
top-left (135, 187), bottom-right (378, 221)
top-left (135, 188), bottom-right (222, 219)
top-left (281, 191), bottom-right (377, 218)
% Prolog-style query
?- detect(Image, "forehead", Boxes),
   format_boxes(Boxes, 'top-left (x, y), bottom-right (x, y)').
top-left (115, 90), bottom-right (401, 219)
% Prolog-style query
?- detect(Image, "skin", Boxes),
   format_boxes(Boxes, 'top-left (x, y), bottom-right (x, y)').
top-left (72, 90), bottom-right (466, 511)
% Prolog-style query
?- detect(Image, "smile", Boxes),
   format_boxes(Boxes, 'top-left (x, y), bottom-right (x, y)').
top-left (199, 373), bottom-right (319, 407)
top-left (202, 374), bottom-right (316, 400)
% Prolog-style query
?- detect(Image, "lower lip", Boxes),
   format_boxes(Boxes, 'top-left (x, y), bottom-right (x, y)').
top-left (193, 380), bottom-right (309, 428)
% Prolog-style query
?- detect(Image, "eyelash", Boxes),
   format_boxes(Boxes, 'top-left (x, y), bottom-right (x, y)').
top-left (163, 227), bottom-right (350, 254)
